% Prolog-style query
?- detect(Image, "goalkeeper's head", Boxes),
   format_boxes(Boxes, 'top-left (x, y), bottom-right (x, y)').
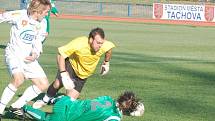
top-left (117, 91), bottom-right (141, 116)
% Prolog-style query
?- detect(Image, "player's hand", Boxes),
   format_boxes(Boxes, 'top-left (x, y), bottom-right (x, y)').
top-left (54, 13), bottom-right (59, 17)
top-left (100, 61), bottom-right (110, 76)
top-left (24, 53), bottom-right (38, 63)
top-left (60, 71), bottom-right (75, 89)
top-left (130, 102), bottom-right (145, 116)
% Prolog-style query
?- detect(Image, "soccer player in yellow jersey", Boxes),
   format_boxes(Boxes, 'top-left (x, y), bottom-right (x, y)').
top-left (33, 27), bottom-right (115, 109)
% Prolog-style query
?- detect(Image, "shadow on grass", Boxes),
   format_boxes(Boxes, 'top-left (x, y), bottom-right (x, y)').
top-left (113, 52), bottom-right (215, 85)
top-left (153, 96), bottom-right (215, 120)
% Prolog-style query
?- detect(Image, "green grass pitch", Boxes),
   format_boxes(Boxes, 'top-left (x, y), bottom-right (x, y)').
top-left (0, 18), bottom-right (215, 121)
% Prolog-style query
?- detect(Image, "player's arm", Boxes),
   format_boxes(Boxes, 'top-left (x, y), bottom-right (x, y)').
top-left (50, 0), bottom-right (59, 16)
top-left (104, 49), bottom-right (112, 62)
top-left (57, 45), bottom-right (75, 89)
top-left (100, 49), bottom-right (112, 76)
top-left (57, 38), bottom-right (78, 72)
top-left (24, 39), bottom-right (42, 63)
top-left (57, 53), bottom-right (66, 72)
top-left (57, 40), bottom-right (76, 72)
top-left (24, 52), bottom-right (39, 62)
top-left (28, 21), bottom-right (47, 61)
top-left (0, 10), bottom-right (19, 24)
top-left (51, 7), bottom-right (59, 16)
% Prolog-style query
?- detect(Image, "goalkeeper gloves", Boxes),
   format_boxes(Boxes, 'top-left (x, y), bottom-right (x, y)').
top-left (100, 61), bottom-right (110, 76)
top-left (60, 71), bottom-right (75, 90)
top-left (130, 102), bottom-right (145, 116)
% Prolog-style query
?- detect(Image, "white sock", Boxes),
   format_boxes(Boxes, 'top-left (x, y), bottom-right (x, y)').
top-left (43, 94), bottom-right (51, 103)
top-left (11, 85), bottom-right (41, 108)
top-left (0, 83), bottom-right (17, 114)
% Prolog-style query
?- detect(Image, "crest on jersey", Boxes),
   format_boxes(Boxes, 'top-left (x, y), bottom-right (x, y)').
top-left (20, 30), bottom-right (35, 44)
top-left (21, 20), bottom-right (28, 27)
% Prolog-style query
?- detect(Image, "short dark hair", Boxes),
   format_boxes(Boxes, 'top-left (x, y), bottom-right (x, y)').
top-left (88, 27), bottom-right (105, 40)
top-left (117, 91), bottom-right (140, 115)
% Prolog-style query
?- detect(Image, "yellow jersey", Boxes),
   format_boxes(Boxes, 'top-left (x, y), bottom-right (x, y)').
top-left (58, 36), bottom-right (115, 79)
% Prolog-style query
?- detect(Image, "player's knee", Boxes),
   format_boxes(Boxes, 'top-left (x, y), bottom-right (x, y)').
top-left (34, 78), bottom-right (49, 91)
top-left (67, 89), bottom-right (79, 99)
top-left (41, 82), bottom-right (49, 91)
top-left (53, 79), bottom-right (62, 89)
top-left (11, 78), bottom-right (24, 88)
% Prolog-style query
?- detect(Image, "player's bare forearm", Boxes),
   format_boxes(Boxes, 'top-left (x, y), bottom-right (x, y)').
top-left (104, 49), bottom-right (112, 63)
top-left (57, 53), bottom-right (66, 72)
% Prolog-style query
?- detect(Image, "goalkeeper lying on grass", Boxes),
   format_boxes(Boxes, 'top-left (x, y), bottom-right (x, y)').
top-left (22, 91), bottom-right (144, 121)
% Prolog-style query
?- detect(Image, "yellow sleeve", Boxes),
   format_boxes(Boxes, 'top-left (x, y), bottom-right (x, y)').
top-left (101, 40), bottom-right (116, 52)
top-left (58, 40), bottom-right (77, 58)
top-left (58, 36), bottom-right (88, 58)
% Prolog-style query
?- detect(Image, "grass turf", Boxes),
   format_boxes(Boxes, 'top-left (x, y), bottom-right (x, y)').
top-left (0, 18), bottom-right (215, 121)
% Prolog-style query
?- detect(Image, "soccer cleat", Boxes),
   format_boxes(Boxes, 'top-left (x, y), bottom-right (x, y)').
top-left (32, 100), bottom-right (47, 109)
top-left (9, 106), bottom-right (24, 116)
top-left (49, 95), bottom-right (64, 104)
top-left (8, 106), bottom-right (25, 120)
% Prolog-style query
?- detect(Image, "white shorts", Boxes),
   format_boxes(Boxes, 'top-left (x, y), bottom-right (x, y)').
top-left (5, 56), bottom-right (47, 79)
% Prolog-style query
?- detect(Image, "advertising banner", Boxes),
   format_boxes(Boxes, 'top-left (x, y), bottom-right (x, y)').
top-left (153, 3), bottom-right (214, 22)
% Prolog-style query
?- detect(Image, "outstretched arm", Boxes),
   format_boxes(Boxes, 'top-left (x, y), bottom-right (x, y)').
top-left (100, 49), bottom-right (113, 76)
top-left (50, 0), bottom-right (59, 17)
top-left (57, 53), bottom-right (75, 90)
top-left (0, 10), bottom-right (18, 24)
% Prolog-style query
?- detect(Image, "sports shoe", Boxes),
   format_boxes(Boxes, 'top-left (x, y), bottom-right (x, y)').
top-left (49, 95), bottom-right (64, 104)
top-left (8, 106), bottom-right (24, 116)
top-left (32, 100), bottom-right (47, 109)
top-left (8, 106), bottom-right (25, 120)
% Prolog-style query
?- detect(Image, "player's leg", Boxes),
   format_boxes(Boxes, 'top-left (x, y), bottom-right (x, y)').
top-left (24, 98), bottom-right (69, 121)
top-left (10, 61), bottom-right (48, 112)
top-left (33, 58), bottom-right (86, 108)
top-left (32, 77), bottom-right (63, 109)
top-left (0, 57), bottom-right (25, 116)
top-left (64, 58), bottom-right (87, 100)
top-left (47, 96), bottom-right (71, 121)
top-left (66, 77), bottom-right (86, 101)
top-left (33, 58), bottom-right (72, 108)
top-left (0, 73), bottom-right (25, 115)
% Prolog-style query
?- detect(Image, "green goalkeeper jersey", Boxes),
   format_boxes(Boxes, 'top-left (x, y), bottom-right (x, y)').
top-left (49, 96), bottom-right (122, 121)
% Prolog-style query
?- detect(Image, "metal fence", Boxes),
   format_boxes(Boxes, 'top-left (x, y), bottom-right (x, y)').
top-left (57, 1), bottom-right (153, 18)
